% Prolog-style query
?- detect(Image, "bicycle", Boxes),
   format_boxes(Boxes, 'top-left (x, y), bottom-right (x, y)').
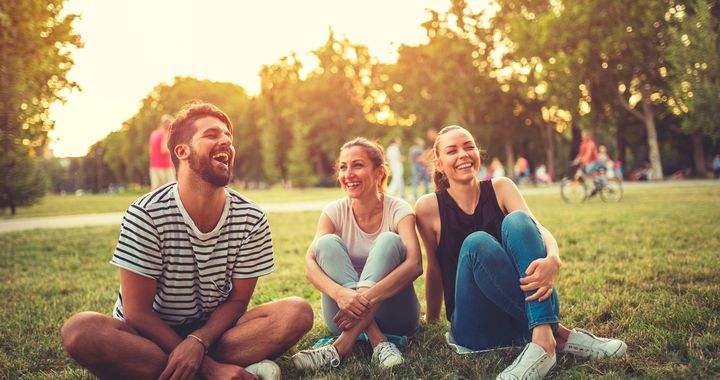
top-left (560, 162), bottom-right (623, 203)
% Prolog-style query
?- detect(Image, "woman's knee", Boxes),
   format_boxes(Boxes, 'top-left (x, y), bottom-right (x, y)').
top-left (460, 232), bottom-right (498, 257)
top-left (501, 210), bottom-right (536, 235)
top-left (375, 231), bottom-right (402, 248)
top-left (459, 232), bottom-right (506, 267)
top-left (372, 232), bottom-right (405, 260)
top-left (314, 234), bottom-right (345, 261)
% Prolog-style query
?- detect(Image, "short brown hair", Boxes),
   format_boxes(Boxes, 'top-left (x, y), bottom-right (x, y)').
top-left (167, 102), bottom-right (233, 170)
top-left (337, 137), bottom-right (389, 192)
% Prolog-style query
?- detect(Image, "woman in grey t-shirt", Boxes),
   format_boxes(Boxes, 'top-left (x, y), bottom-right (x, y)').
top-left (292, 137), bottom-right (423, 372)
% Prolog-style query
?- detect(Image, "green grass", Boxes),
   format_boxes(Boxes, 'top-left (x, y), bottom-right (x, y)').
top-left (1, 183), bottom-right (719, 378)
top-left (1, 186), bottom-right (344, 219)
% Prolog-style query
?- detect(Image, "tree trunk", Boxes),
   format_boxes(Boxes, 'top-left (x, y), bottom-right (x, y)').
top-left (570, 124), bottom-right (581, 162)
top-left (640, 92), bottom-right (664, 180)
top-left (691, 129), bottom-right (707, 177)
top-left (539, 123), bottom-right (556, 180)
top-left (616, 134), bottom-right (627, 180)
top-left (504, 137), bottom-right (514, 178)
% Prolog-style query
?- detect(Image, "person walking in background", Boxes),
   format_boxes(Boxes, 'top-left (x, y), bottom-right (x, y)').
top-left (293, 138), bottom-right (422, 372)
top-left (409, 137), bottom-right (430, 200)
top-left (415, 125), bottom-right (626, 380)
top-left (61, 103), bottom-right (313, 380)
top-left (489, 157), bottom-right (506, 178)
top-left (149, 114), bottom-right (175, 190)
top-left (386, 137), bottom-right (405, 198)
top-left (535, 164), bottom-right (552, 184)
top-left (514, 156), bottom-right (530, 184)
top-left (713, 154), bottom-right (720, 179)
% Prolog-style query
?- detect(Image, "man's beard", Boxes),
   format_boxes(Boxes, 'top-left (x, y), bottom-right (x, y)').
top-left (188, 148), bottom-right (232, 187)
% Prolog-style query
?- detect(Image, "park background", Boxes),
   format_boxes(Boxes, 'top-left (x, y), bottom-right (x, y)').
top-left (1, 0), bottom-right (719, 379)
top-left (1, 0), bottom-right (720, 211)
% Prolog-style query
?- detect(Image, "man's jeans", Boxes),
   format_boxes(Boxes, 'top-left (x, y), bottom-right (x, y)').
top-left (451, 210), bottom-right (560, 350)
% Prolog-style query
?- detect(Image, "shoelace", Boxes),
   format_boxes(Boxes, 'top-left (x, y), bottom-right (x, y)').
top-left (376, 343), bottom-right (400, 363)
top-left (307, 346), bottom-right (339, 368)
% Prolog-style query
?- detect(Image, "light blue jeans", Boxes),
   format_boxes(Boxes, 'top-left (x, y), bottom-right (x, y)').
top-left (451, 210), bottom-right (560, 350)
top-left (314, 232), bottom-right (420, 336)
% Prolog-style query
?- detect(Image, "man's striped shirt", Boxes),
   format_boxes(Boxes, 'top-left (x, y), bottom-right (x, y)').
top-left (110, 182), bottom-right (274, 325)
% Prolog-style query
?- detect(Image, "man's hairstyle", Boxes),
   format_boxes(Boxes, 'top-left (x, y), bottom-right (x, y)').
top-left (166, 102), bottom-right (233, 170)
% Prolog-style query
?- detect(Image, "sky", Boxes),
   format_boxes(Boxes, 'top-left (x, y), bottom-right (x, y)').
top-left (47, 0), bottom-right (450, 157)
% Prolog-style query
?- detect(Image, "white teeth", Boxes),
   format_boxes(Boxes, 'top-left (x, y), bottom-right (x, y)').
top-left (456, 162), bottom-right (472, 169)
top-left (346, 182), bottom-right (360, 188)
top-left (212, 152), bottom-right (229, 164)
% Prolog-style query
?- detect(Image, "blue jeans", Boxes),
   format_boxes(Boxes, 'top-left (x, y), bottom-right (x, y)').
top-left (314, 233), bottom-right (420, 336)
top-left (451, 210), bottom-right (560, 350)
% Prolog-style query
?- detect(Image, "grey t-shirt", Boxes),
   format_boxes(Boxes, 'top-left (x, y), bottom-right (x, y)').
top-left (321, 194), bottom-right (414, 274)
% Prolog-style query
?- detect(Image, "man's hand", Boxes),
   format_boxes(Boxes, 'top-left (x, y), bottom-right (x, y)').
top-left (201, 357), bottom-right (258, 380)
top-left (333, 288), bottom-right (370, 319)
top-left (519, 256), bottom-right (561, 302)
top-left (159, 337), bottom-right (206, 380)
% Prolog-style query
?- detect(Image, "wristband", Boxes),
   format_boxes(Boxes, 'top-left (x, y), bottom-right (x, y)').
top-left (187, 334), bottom-right (208, 354)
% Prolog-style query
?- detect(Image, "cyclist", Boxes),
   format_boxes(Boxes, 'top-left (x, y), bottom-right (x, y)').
top-left (572, 131), bottom-right (607, 197)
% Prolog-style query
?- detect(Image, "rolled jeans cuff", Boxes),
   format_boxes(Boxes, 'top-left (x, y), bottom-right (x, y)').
top-left (357, 280), bottom-right (377, 288)
top-left (528, 317), bottom-right (559, 331)
top-left (340, 281), bottom-right (358, 289)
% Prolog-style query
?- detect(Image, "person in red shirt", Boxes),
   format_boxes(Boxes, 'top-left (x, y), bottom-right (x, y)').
top-left (573, 131), bottom-right (599, 174)
top-left (149, 115), bottom-right (176, 190)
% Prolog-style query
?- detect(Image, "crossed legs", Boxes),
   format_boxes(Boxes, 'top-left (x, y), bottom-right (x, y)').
top-left (314, 233), bottom-right (419, 357)
top-left (61, 296), bottom-right (313, 379)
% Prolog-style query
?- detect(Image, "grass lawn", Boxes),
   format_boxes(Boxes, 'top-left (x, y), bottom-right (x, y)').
top-left (1, 186), bottom-right (344, 219)
top-left (1, 183), bottom-right (719, 378)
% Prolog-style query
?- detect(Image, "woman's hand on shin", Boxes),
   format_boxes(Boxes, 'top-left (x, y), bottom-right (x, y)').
top-left (519, 256), bottom-right (561, 302)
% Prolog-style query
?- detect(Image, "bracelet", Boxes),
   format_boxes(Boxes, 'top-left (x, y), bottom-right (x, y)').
top-left (187, 334), bottom-right (208, 354)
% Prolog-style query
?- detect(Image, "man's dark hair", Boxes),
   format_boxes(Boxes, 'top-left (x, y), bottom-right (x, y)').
top-left (166, 102), bottom-right (233, 170)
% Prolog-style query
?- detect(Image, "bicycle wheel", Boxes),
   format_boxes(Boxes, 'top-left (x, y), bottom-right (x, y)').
top-left (600, 177), bottom-right (623, 202)
top-left (561, 177), bottom-right (588, 203)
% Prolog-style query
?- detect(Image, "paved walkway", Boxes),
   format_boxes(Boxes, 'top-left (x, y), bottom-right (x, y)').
top-left (1, 180), bottom-right (715, 234)
top-left (0, 200), bottom-right (333, 234)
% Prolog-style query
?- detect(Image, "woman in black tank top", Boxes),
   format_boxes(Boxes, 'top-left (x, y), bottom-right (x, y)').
top-left (415, 126), bottom-right (627, 380)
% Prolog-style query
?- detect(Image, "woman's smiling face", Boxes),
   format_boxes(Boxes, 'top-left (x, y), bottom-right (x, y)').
top-left (337, 146), bottom-right (383, 198)
top-left (434, 128), bottom-right (481, 185)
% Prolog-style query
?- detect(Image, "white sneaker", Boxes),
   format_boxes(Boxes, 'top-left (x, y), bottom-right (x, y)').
top-left (371, 341), bottom-right (404, 370)
top-left (497, 342), bottom-right (556, 380)
top-left (561, 328), bottom-right (627, 359)
top-left (291, 344), bottom-right (341, 372)
top-left (245, 359), bottom-right (281, 380)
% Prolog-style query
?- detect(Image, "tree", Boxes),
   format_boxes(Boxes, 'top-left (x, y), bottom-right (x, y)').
top-left (94, 77), bottom-right (257, 186)
top-left (0, 0), bottom-right (81, 208)
top-left (0, 145), bottom-right (47, 215)
top-left (664, 0), bottom-right (720, 176)
top-left (488, 0), bottom-right (675, 179)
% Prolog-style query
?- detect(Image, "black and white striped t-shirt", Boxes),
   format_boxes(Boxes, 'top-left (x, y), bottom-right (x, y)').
top-left (110, 182), bottom-right (274, 325)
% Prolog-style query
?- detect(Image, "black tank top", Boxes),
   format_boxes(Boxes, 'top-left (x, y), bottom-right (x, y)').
top-left (436, 179), bottom-right (505, 321)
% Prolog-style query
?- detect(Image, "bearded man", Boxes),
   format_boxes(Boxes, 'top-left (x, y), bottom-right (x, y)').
top-left (61, 102), bottom-right (313, 380)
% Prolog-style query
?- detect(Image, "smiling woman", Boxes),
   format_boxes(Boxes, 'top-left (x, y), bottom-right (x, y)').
top-left (292, 137), bottom-right (423, 372)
